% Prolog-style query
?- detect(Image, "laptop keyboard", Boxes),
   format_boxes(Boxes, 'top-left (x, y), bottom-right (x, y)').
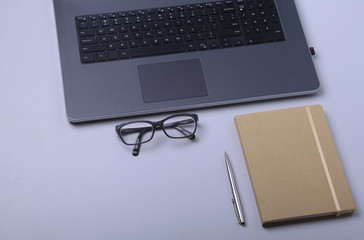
top-left (76, 0), bottom-right (285, 64)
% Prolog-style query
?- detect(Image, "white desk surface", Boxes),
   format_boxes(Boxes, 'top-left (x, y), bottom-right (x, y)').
top-left (1, 0), bottom-right (363, 239)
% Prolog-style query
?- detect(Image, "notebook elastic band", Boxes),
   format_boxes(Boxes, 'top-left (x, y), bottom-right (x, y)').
top-left (305, 106), bottom-right (342, 216)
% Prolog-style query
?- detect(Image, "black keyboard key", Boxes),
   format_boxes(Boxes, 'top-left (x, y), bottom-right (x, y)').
top-left (129, 40), bottom-right (139, 48)
top-left (156, 13), bottom-right (165, 21)
top-left (130, 43), bottom-right (185, 57)
top-left (220, 38), bottom-right (232, 47)
top-left (239, 12), bottom-right (249, 19)
top-left (263, 25), bottom-right (272, 33)
top-left (96, 52), bottom-right (106, 61)
top-left (246, 35), bottom-right (265, 44)
top-left (140, 39), bottom-right (150, 47)
top-left (232, 37), bottom-right (244, 46)
top-left (145, 15), bottom-right (154, 22)
top-left (206, 31), bottom-right (217, 39)
top-left (261, 18), bottom-right (270, 25)
top-left (88, 15), bottom-right (98, 20)
top-left (275, 32), bottom-right (285, 41)
top-left (144, 31), bottom-right (154, 38)
top-left (253, 27), bottom-right (262, 34)
top-left (173, 36), bottom-right (183, 43)
top-left (111, 34), bottom-right (121, 41)
top-left (107, 51), bottom-right (118, 60)
top-left (79, 29), bottom-right (95, 37)
top-left (218, 29), bottom-right (242, 38)
top-left (129, 25), bottom-right (139, 32)
top-left (197, 41), bottom-right (208, 50)
top-left (77, 16), bottom-right (87, 22)
top-left (121, 33), bottom-right (132, 40)
top-left (225, 1), bottom-right (234, 6)
top-left (81, 44), bottom-right (104, 53)
top-left (89, 20), bottom-right (99, 28)
top-left (147, 9), bottom-right (156, 14)
top-left (119, 50), bottom-right (130, 58)
top-left (265, 1), bottom-right (275, 9)
top-left (167, 12), bottom-right (176, 20)
top-left (167, 28), bottom-right (177, 36)
top-left (173, 19), bottom-right (184, 27)
top-left (96, 28), bottom-right (106, 35)
top-left (141, 23), bottom-right (151, 30)
top-left (108, 27), bottom-right (118, 34)
top-left (111, 18), bottom-right (122, 26)
top-left (119, 26), bottom-right (128, 33)
top-left (134, 16), bottom-right (143, 23)
top-left (244, 27), bottom-right (253, 35)
top-left (199, 24), bottom-right (209, 31)
top-left (162, 37), bottom-right (173, 44)
top-left (273, 24), bottom-right (283, 34)
top-left (118, 12), bottom-right (127, 18)
top-left (184, 34), bottom-right (194, 42)
top-left (80, 36), bottom-right (98, 45)
top-left (118, 42), bottom-right (128, 49)
top-left (222, 7), bottom-right (235, 13)
top-left (100, 19), bottom-right (110, 27)
top-left (186, 42), bottom-right (197, 51)
top-left (151, 22), bottom-right (162, 29)
top-left (106, 43), bottom-right (117, 50)
top-left (207, 40), bottom-right (220, 49)
top-left (195, 4), bottom-right (204, 9)
top-left (99, 36), bottom-right (109, 43)
top-left (196, 33), bottom-right (205, 40)
top-left (155, 30), bottom-right (165, 37)
top-left (82, 53), bottom-right (95, 63)
top-left (122, 17), bottom-right (132, 24)
top-left (133, 32), bottom-right (143, 39)
top-left (268, 9), bottom-right (279, 23)
top-left (249, 11), bottom-right (258, 18)
top-left (265, 33), bottom-right (274, 42)
top-left (78, 22), bottom-right (88, 29)
top-left (220, 22), bottom-right (240, 29)
top-left (151, 38), bottom-right (161, 45)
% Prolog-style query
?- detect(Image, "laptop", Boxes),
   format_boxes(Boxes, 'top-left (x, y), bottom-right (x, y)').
top-left (53, 0), bottom-right (320, 122)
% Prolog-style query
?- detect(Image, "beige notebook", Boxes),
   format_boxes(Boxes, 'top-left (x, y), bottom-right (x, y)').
top-left (234, 105), bottom-right (355, 227)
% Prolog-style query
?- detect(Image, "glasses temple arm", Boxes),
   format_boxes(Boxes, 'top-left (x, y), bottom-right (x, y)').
top-left (132, 128), bottom-right (153, 156)
top-left (173, 126), bottom-right (195, 140)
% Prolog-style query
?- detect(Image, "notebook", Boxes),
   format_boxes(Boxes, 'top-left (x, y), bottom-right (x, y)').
top-left (53, 0), bottom-right (320, 122)
top-left (234, 105), bottom-right (355, 226)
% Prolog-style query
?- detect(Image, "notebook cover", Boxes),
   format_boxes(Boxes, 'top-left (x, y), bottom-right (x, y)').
top-left (234, 105), bottom-right (355, 227)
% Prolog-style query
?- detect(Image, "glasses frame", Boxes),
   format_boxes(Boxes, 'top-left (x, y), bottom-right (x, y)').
top-left (115, 113), bottom-right (199, 156)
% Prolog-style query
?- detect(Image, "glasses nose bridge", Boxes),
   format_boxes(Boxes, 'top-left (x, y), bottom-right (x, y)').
top-left (154, 120), bottom-right (164, 130)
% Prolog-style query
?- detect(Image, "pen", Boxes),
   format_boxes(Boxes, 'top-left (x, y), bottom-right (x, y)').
top-left (225, 152), bottom-right (245, 225)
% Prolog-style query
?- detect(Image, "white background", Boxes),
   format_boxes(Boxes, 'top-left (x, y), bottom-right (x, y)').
top-left (0, 0), bottom-right (363, 239)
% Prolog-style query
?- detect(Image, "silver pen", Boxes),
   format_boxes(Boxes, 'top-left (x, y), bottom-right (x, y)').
top-left (225, 152), bottom-right (245, 225)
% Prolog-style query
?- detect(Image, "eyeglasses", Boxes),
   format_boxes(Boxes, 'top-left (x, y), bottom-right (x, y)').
top-left (115, 113), bottom-right (199, 156)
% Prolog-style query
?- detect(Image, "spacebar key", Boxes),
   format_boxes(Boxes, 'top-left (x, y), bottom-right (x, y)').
top-left (130, 44), bottom-right (185, 58)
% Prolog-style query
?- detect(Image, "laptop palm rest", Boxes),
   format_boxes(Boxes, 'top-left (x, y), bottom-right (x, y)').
top-left (138, 59), bottom-right (208, 103)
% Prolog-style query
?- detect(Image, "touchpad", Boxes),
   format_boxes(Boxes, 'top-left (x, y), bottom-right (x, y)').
top-left (138, 59), bottom-right (208, 103)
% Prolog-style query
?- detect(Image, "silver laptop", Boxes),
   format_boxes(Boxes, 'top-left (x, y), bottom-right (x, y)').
top-left (53, 0), bottom-right (320, 122)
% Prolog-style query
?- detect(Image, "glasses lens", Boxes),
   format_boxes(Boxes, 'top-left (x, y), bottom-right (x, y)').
top-left (119, 122), bottom-right (154, 145)
top-left (163, 115), bottom-right (197, 138)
